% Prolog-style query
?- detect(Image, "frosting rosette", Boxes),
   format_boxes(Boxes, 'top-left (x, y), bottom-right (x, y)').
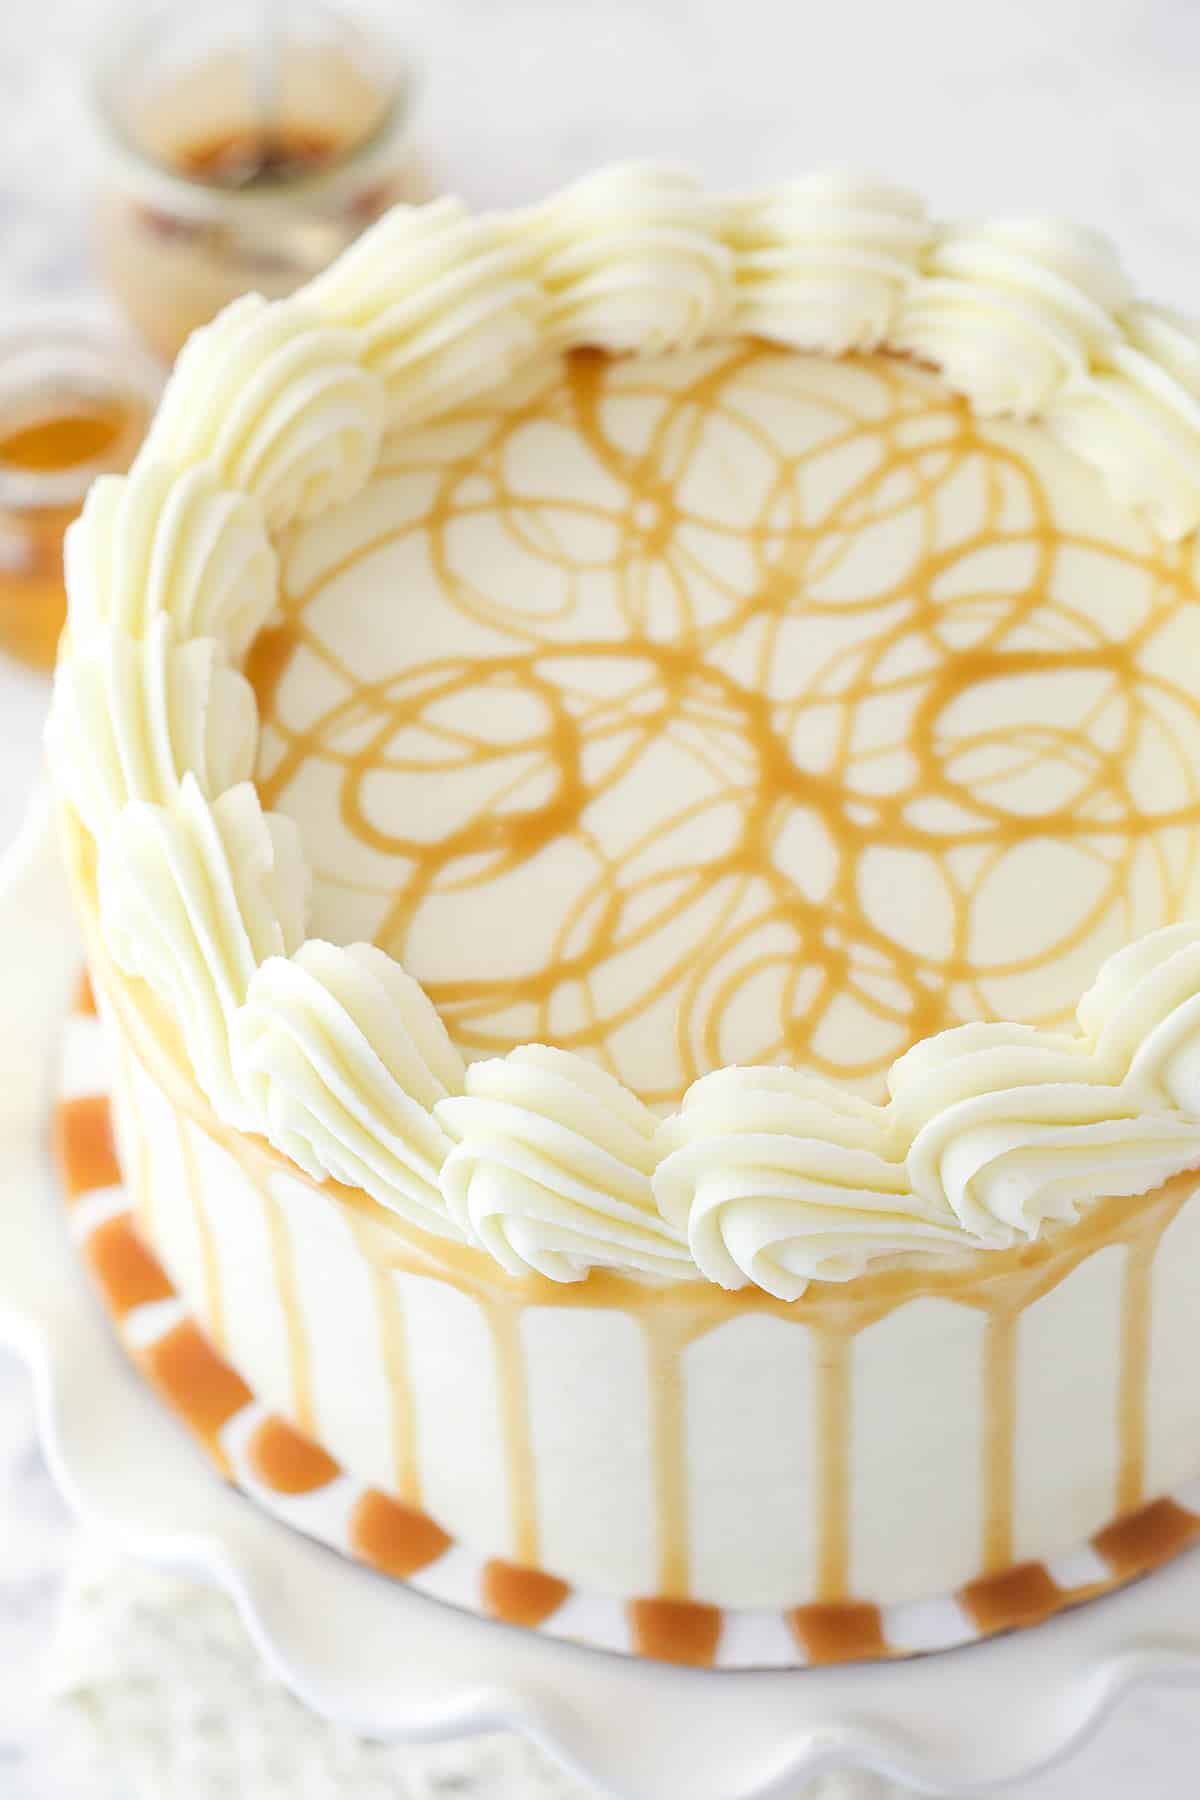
top-left (1046, 303), bottom-right (1200, 540)
top-left (63, 462), bottom-right (277, 660)
top-left (142, 295), bottom-right (383, 532)
top-left (655, 1066), bottom-right (970, 1299)
top-left (728, 170), bottom-right (929, 353)
top-left (1077, 923), bottom-right (1200, 1112)
top-left (99, 776), bottom-right (308, 1126)
top-left (436, 1047), bottom-right (692, 1283)
top-left (526, 163), bottom-right (733, 354)
top-left (46, 617), bottom-right (257, 837)
top-left (891, 1023), bottom-right (1200, 1241)
top-left (304, 196), bottom-right (544, 428)
top-left (891, 218), bottom-right (1131, 416)
top-left (233, 940), bottom-right (466, 1237)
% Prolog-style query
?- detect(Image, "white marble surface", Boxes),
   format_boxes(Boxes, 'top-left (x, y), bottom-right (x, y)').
top-left (5, 0), bottom-right (1200, 1791)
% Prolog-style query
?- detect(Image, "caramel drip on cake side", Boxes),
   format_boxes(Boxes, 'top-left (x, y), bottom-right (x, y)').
top-left (362, 1258), bottom-right (422, 1507)
top-left (251, 343), bottom-right (1200, 1106)
top-left (262, 1190), bottom-right (315, 1436)
top-left (176, 1113), bottom-right (226, 1353)
top-left (814, 1326), bottom-right (853, 1601)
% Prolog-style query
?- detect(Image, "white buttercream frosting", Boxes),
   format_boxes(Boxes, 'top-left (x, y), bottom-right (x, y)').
top-left (63, 461), bottom-right (278, 660)
top-left (234, 940), bottom-right (466, 1238)
top-left (655, 1066), bottom-right (971, 1299)
top-left (437, 1047), bottom-right (693, 1283)
top-left (99, 777), bottom-right (308, 1126)
top-left (1046, 303), bottom-right (1200, 540)
top-left (53, 167), bottom-right (1200, 1295)
top-left (890, 1024), bottom-right (1200, 1241)
top-left (728, 170), bottom-right (929, 353)
top-left (142, 296), bottom-right (384, 532)
top-left (891, 217), bottom-right (1131, 417)
top-left (1078, 924), bottom-right (1200, 1112)
top-left (525, 163), bottom-right (733, 355)
top-left (46, 617), bottom-right (257, 837)
top-left (304, 196), bottom-right (545, 428)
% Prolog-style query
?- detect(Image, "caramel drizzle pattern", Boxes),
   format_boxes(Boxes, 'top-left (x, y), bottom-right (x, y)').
top-left (250, 344), bottom-right (1200, 1104)
top-left (54, 1057), bottom-right (1200, 1665)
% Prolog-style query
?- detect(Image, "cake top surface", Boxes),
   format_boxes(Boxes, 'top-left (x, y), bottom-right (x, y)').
top-left (47, 165), bottom-right (1200, 1299)
top-left (252, 340), bottom-right (1200, 1109)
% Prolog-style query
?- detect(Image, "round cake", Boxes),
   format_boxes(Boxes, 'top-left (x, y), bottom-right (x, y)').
top-left (47, 167), bottom-right (1200, 1666)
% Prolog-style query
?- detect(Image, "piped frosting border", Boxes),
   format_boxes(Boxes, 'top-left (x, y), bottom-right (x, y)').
top-left (46, 164), bottom-right (1200, 1298)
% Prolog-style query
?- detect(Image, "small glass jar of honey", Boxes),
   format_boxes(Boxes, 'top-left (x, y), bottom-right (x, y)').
top-left (0, 314), bottom-right (160, 670)
top-left (89, 1), bottom-right (427, 363)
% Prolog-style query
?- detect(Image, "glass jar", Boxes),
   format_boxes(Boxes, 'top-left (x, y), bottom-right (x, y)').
top-left (0, 313), bottom-right (160, 670)
top-left (88, 0), bottom-right (427, 364)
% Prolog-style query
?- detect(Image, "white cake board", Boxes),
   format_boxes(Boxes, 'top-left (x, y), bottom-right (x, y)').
top-left (4, 793), bottom-right (1200, 1800)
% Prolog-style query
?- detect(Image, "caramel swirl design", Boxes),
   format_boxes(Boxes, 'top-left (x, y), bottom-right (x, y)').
top-left (255, 342), bottom-right (1200, 1108)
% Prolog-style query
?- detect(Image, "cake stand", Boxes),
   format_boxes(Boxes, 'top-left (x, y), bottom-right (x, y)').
top-left (5, 794), bottom-right (1200, 1800)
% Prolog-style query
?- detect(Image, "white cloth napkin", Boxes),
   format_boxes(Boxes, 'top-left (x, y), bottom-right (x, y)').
top-left (43, 1536), bottom-right (902, 1800)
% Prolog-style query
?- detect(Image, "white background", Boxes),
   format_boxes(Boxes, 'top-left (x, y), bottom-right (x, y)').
top-left (3, 0), bottom-right (1200, 1792)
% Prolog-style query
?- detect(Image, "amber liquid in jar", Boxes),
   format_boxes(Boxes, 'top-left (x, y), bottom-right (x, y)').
top-left (94, 25), bottom-right (425, 364)
top-left (0, 359), bottom-right (154, 670)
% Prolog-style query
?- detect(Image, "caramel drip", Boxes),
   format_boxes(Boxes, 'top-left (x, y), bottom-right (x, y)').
top-left (177, 1115), bottom-right (225, 1353)
top-left (642, 1308), bottom-right (710, 1599)
top-left (482, 1559), bottom-right (569, 1628)
top-left (139, 1319), bottom-right (252, 1476)
top-left (1093, 1496), bottom-right (1200, 1577)
top-left (367, 1263), bottom-right (421, 1505)
top-left (1117, 1231), bottom-right (1156, 1514)
top-left (627, 1597), bottom-right (722, 1667)
top-left (84, 1210), bottom-right (174, 1319)
top-left (814, 1327), bottom-right (852, 1601)
top-left (961, 1561), bottom-right (1063, 1634)
top-left (981, 1306), bottom-right (1018, 1574)
top-left (262, 1191), bottom-right (315, 1436)
top-left (54, 1093), bottom-right (120, 1200)
top-left (76, 968), bottom-right (97, 1015)
top-left (247, 1414), bottom-right (340, 1494)
top-left (488, 1304), bottom-right (539, 1567)
top-left (348, 1489), bottom-right (451, 1577)
top-left (788, 1601), bottom-right (888, 1665)
top-left (251, 344), bottom-right (1200, 1105)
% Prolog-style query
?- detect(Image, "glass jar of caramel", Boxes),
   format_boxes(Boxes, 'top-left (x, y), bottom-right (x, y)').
top-left (0, 314), bottom-right (160, 670)
top-left (89, 1), bottom-right (428, 363)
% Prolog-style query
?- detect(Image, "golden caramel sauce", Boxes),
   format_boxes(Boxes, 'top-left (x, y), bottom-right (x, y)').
top-left (627, 1597), bottom-right (722, 1666)
top-left (348, 1488), bottom-right (451, 1577)
top-left (84, 1210), bottom-right (174, 1319)
top-left (0, 397), bottom-right (147, 670)
top-left (961, 1560), bottom-right (1063, 1634)
top-left (140, 1318), bottom-right (252, 1477)
top-left (261, 1189), bottom-right (316, 1435)
top-left (176, 124), bottom-right (349, 190)
top-left (1092, 1495), bottom-right (1200, 1576)
top-left (54, 1092), bottom-right (121, 1200)
top-left (482, 1559), bottom-right (569, 1628)
top-left (363, 1261), bottom-right (423, 1505)
top-left (788, 1600), bottom-right (888, 1664)
top-left (246, 1414), bottom-right (339, 1494)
